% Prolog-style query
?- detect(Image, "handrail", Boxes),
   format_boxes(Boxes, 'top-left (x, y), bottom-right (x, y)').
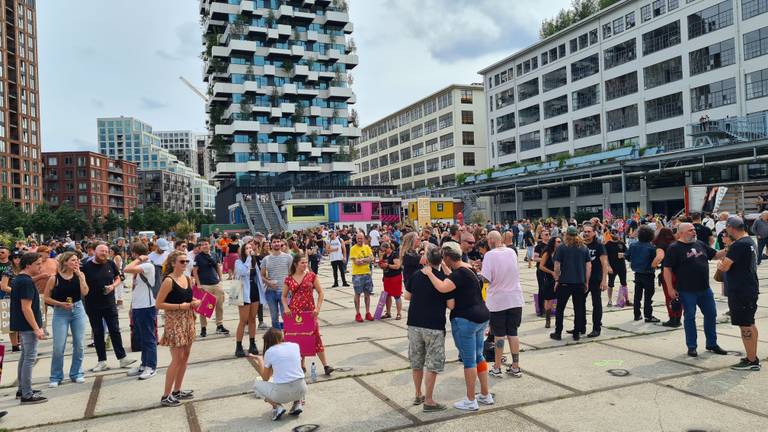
top-left (236, 193), bottom-right (257, 234)
top-left (269, 193), bottom-right (288, 232)
top-left (254, 195), bottom-right (272, 233)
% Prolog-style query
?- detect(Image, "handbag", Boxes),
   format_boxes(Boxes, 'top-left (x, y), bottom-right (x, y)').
top-left (228, 281), bottom-right (244, 306)
top-left (713, 269), bottom-right (724, 283)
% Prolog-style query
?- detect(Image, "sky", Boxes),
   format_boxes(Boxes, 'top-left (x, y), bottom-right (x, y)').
top-left (38, 0), bottom-right (570, 152)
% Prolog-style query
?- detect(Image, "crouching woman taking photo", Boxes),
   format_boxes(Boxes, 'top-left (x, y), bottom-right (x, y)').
top-left (251, 328), bottom-right (307, 421)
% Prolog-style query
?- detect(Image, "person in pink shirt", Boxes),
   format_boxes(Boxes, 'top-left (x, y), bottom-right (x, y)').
top-left (480, 231), bottom-right (524, 379)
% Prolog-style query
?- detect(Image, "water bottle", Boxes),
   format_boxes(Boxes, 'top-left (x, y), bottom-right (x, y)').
top-left (310, 362), bottom-right (317, 383)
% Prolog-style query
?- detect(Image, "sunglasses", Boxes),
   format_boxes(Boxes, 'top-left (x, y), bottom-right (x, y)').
top-left (463, 240), bottom-right (476, 245)
top-left (178, 260), bottom-right (190, 264)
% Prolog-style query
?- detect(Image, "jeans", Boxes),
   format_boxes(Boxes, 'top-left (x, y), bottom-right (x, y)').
top-left (679, 289), bottom-right (718, 349)
top-left (132, 307), bottom-right (158, 370)
top-left (265, 289), bottom-right (284, 329)
top-left (450, 317), bottom-right (488, 368)
top-left (331, 260), bottom-right (348, 286)
top-left (576, 282), bottom-right (603, 333)
top-left (758, 237), bottom-right (768, 265)
top-left (18, 331), bottom-right (38, 398)
top-left (555, 284), bottom-right (587, 335)
top-left (633, 273), bottom-right (655, 319)
top-left (86, 305), bottom-right (127, 362)
top-left (50, 301), bottom-right (87, 383)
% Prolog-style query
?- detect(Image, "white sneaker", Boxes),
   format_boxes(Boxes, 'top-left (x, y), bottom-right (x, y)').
top-left (139, 368), bottom-right (156, 380)
top-left (488, 368), bottom-right (504, 378)
top-left (73, 377), bottom-right (86, 384)
top-left (48, 381), bottom-right (59, 388)
top-left (127, 366), bottom-right (144, 377)
top-left (272, 405), bottom-right (286, 421)
top-left (90, 361), bottom-right (109, 372)
top-left (453, 397), bottom-right (479, 411)
top-left (119, 357), bottom-right (137, 368)
top-left (477, 393), bottom-right (495, 406)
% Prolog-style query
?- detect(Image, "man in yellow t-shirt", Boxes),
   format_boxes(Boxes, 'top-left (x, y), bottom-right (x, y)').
top-left (349, 232), bottom-right (374, 322)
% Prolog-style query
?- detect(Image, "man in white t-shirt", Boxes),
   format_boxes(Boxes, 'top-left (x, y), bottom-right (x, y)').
top-left (369, 225), bottom-right (381, 256)
top-left (328, 231), bottom-right (348, 287)
top-left (481, 231), bottom-right (524, 379)
top-left (148, 238), bottom-right (170, 267)
top-left (123, 243), bottom-right (157, 381)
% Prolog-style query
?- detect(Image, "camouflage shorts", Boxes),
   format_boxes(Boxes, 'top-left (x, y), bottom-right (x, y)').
top-left (407, 326), bottom-right (446, 373)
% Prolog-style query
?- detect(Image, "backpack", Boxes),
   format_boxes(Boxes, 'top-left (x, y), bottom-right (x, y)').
top-left (138, 264), bottom-right (163, 299)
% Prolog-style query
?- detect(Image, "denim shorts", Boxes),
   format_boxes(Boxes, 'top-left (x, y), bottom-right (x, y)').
top-left (352, 274), bottom-right (374, 295)
top-left (450, 317), bottom-right (488, 368)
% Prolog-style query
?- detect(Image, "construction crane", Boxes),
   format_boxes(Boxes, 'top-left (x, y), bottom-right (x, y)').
top-left (179, 76), bottom-right (209, 102)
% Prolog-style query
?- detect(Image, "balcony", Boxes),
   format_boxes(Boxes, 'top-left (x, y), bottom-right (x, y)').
top-left (328, 86), bottom-right (353, 100)
top-left (690, 112), bottom-right (768, 148)
top-left (326, 10), bottom-right (349, 25)
top-left (215, 120), bottom-right (261, 135)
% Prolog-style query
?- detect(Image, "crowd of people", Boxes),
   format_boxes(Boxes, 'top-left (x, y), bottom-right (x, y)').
top-left (1, 209), bottom-right (764, 420)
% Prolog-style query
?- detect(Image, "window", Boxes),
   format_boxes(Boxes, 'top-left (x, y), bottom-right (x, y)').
top-left (642, 21), bottom-right (681, 55)
top-left (462, 131), bottom-right (475, 145)
top-left (412, 143), bottom-right (424, 157)
top-left (47, 157), bottom-right (57, 166)
top-left (688, 0), bottom-right (733, 39)
top-left (413, 161), bottom-right (425, 175)
top-left (438, 113), bottom-right (453, 129)
top-left (523, 60), bottom-right (531, 74)
top-left (669, 0), bottom-right (679, 10)
top-left (497, 138), bottom-right (516, 156)
top-left (390, 168), bottom-right (400, 180)
top-left (518, 104), bottom-right (541, 127)
top-left (641, 4), bottom-right (652, 22)
top-left (603, 24), bottom-right (612, 40)
top-left (401, 165), bottom-right (412, 178)
top-left (570, 38), bottom-right (578, 53)
top-left (541, 51), bottom-right (549, 66)
top-left (425, 138), bottom-right (438, 153)
top-left (411, 124), bottom-right (423, 139)
top-left (643, 56), bottom-right (683, 89)
top-left (495, 88), bottom-right (515, 109)
top-left (549, 47), bottom-right (559, 62)
top-left (545, 124), bottom-right (569, 145)
top-left (423, 99), bottom-right (437, 115)
top-left (400, 147), bottom-right (411, 160)
top-left (578, 33), bottom-right (588, 50)
top-left (690, 77), bottom-right (737, 111)
top-left (460, 90), bottom-right (473, 104)
top-left (461, 111), bottom-right (474, 125)
top-left (427, 158), bottom-right (440, 173)
top-left (296, 205), bottom-right (327, 217)
top-left (573, 115), bottom-right (601, 139)
top-left (743, 0), bottom-right (768, 19)
top-left (626, 12), bottom-right (636, 28)
top-left (543, 67), bottom-right (567, 92)
top-left (439, 134), bottom-right (454, 149)
top-left (399, 130), bottom-right (411, 144)
top-left (613, 17), bottom-right (624, 35)
top-left (605, 72), bottom-right (638, 100)
top-left (653, 0), bottom-right (666, 16)
top-left (604, 39), bottom-right (636, 69)
top-left (520, 131), bottom-right (541, 151)
top-left (544, 95), bottom-right (569, 119)
top-left (437, 92), bottom-right (452, 109)
top-left (463, 152), bottom-right (476, 166)
top-left (441, 155), bottom-right (455, 169)
top-left (388, 151), bottom-right (400, 164)
top-left (559, 44), bottom-right (566, 58)
top-left (689, 39), bottom-right (735, 75)
top-left (571, 53), bottom-right (600, 82)
top-left (518, 78), bottom-right (539, 101)
top-left (606, 105), bottom-right (639, 131)
top-left (645, 92), bottom-right (683, 123)
top-left (572, 84), bottom-right (600, 110)
top-left (647, 128), bottom-right (685, 151)
top-left (424, 119), bottom-right (437, 135)
top-left (744, 26), bottom-right (768, 60)
top-left (496, 113), bottom-right (516, 133)
top-left (746, 68), bottom-right (768, 100)
top-left (590, 29), bottom-right (598, 45)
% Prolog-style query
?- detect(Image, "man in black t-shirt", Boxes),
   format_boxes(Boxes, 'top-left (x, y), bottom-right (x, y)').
top-left (718, 217), bottom-right (761, 371)
top-left (82, 244), bottom-right (136, 372)
top-left (10, 253), bottom-right (46, 404)
top-left (404, 246), bottom-right (453, 412)
top-left (663, 223), bottom-right (728, 357)
top-left (692, 213), bottom-right (714, 247)
top-left (578, 223), bottom-right (609, 338)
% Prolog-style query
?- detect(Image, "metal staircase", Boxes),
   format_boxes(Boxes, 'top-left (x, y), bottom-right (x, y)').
top-left (265, 193), bottom-right (288, 232)
top-left (690, 114), bottom-right (768, 147)
top-left (237, 193), bottom-right (270, 234)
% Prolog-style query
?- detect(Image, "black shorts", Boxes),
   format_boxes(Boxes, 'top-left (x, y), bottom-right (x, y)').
top-left (489, 307), bottom-right (522, 337)
top-left (728, 294), bottom-right (758, 327)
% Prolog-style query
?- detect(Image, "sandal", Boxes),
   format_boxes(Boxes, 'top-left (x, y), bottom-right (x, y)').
top-left (412, 395), bottom-right (425, 405)
top-left (423, 403), bottom-right (447, 412)
top-left (382, 313), bottom-right (392, 319)
top-left (395, 314), bottom-right (402, 320)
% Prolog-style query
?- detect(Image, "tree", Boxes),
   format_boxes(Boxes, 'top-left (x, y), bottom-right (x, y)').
top-left (231, 14), bottom-right (249, 38)
top-left (128, 208), bottom-right (145, 232)
top-left (249, 140), bottom-right (260, 161)
top-left (282, 59), bottom-right (295, 75)
top-left (271, 87), bottom-right (280, 106)
top-left (469, 211), bottom-right (487, 225)
top-left (293, 104), bottom-right (305, 124)
top-left (240, 93), bottom-right (253, 119)
top-left (0, 198), bottom-right (28, 234)
top-left (30, 205), bottom-right (57, 239)
top-left (266, 9), bottom-right (276, 28)
top-left (456, 173), bottom-right (468, 185)
top-left (286, 139), bottom-right (298, 161)
top-left (174, 219), bottom-right (195, 240)
top-left (54, 204), bottom-right (90, 238)
top-left (103, 212), bottom-right (125, 235)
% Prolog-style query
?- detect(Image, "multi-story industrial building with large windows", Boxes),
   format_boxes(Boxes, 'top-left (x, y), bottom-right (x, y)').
top-left (352, 84), bottom-right (488, 192)
top-left (462, 0), bottom-right (768, 221)
top-left (0, 0), bottom-right (41, 211)
top-left (200, 0), bottom-right (370, 221)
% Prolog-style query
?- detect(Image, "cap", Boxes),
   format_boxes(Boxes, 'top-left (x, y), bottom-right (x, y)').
top-left (725, 216), bottom-right (746, 230)
top-left (156, 238), bottom-right (170, 251)
top-left (566, 226), bottom-right (579, 236)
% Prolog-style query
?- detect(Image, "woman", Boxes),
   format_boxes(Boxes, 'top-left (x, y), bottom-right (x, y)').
top-left (422, 242), bottom-right (493, 411)
top-left (653, 228), bottom-right (681, 328)
top-left (233, 243), bottom-right (266, 357)
top-left (1, 251), bottom-right (22, 351)
top-left (109, 246), bottom-right (125, 306)
top-left (605, 230), bottom-right (631, 307)
top-left (379, 242), bottom-right (403, 320)
top-left (250, 328), bottom-right (308, 421)
top-left (538, 236), bottom-right (561, 328)
top-left (550, 227), bottom-right (590, 341)
top-left (156, 251), bottom-right (201, 407)
top-left (533, 230), bottom-right (551, 317)
top-left (399, 232), bottom-right (423, 285)
top-left (44, 251), bottom-right (89, 387)
top-left (224, 238), bottom-right (240, 280)
top-left (305, 236), bottom-right (320, 275)
top-left (281, 253), bottom-right (334, 376)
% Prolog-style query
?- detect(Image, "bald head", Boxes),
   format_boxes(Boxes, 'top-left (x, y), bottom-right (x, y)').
top-left (487, 231), bottom-right (503, 248)
top-left (677, 223), bottom-right (695, 243)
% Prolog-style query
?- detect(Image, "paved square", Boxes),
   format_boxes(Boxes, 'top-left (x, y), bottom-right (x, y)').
top-left (0, 256), bottom-right (766, 431)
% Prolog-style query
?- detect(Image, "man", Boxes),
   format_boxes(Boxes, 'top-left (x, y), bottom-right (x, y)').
top-left (404, 246), bottom-right (452, 412)
top-left (260, 236), bottom-right (293, 329)
top-left (692, 213), bottom-right (714, 247)
top-left (625, 226), bottom-right (663, 323)
top-left (522, 225), bottom-right (535, 266)
top-left (443, 225), bottom-right (461, 246)
top-left (718, 217), bottom-right (761, 371)
top-left (459, 233), bottom-right (475, 263)
top-left (81, 244), bottom-right (136, 372)
top-left (123, 243), bottom-right (158, 380)
top-left (369, 225), bottom-right (381, 257)
top-left (714, 212), bottom-right (729, 237)
top-left (757, 192), bottom-right (768, 212)
top-left (192, 240), bottom-right (229, 337)
top-left (11, 252), bottom-right (46, 404)
top-left (579, 223), bottom-right (610, 338)
top-left (663, 223), bottom-right (728, 357)
top-left (482, 232), bottom-right (524, 378)
top-left (328, 231), bottom-right (348, 288)
top-left (502, 231), bottom-right (516, 250)
top-left (349, 232), bottom-right (374, 322)
top-left (0, 246), bottom-right (11, 299)
top-left (751, 211), bottom-right (768, 265)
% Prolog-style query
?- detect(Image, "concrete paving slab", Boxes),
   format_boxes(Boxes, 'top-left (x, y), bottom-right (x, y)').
top-left (598, 307), bottom-right (676, 335)
top-left (394, 409), bottom-right (550, 432)
top-left (521, 342), bottom-right (698, 392)
top-left (195, 377), bottom-right (414, 432)
top-left (0, 375), bottom-right (93, 430)
top-left (20, 404), bottom-right (190, 432)
top-left (319, 339), bottom-right (410, 380)
top-left (662, 365), bottom-right (768, 415)
top-left (374, 335), bottom-right (461, 365)
top-left (519, 383), bottom-right (768, 432)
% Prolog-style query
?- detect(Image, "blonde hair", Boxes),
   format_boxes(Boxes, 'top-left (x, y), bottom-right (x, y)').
top-left (56, 251), bottom-right (79, 272)
top-left (564, 231), bottom-right (584, 248)
top-left (399, 232), bottom-right (419, 262)
top-left (162, 251), bottom-right (187, 279)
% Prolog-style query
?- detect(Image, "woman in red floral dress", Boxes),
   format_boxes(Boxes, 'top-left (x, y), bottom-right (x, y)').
top-left (281, 253), bottom-right (335, 376)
